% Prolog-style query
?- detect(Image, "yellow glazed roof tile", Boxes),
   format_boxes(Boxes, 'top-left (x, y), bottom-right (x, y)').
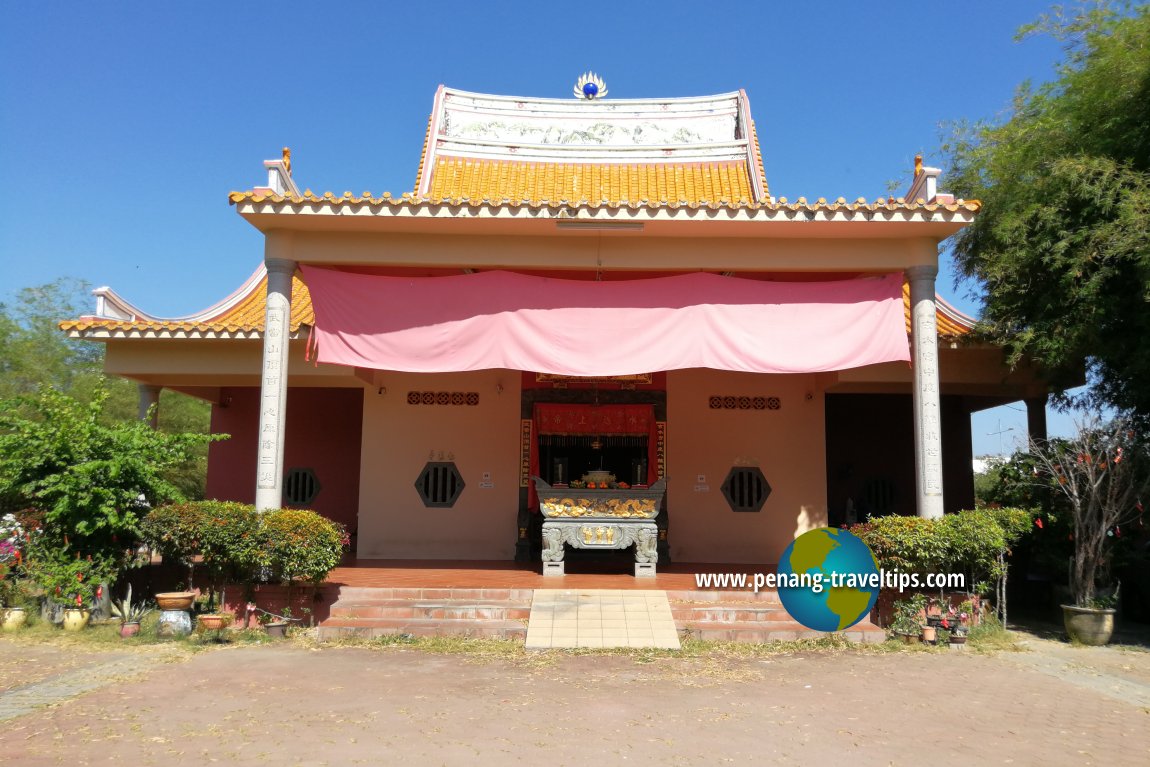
top-left (227, 187), bottom-right (981, 214)
top-left (425, 157), bottom-right (756, 206)
top-left (59, 274), bottom-right (313, 336)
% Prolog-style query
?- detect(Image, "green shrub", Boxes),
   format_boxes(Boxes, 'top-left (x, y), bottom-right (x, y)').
top-left (197, 501), bottom-right (264, 594)
top-left (0, 386), bottom-right (221, 568)
top-left (25, 549), bottom-right (117, 608)
top-left (850, 508), bottom-right (1032, 581)
top-left (261, 508), bottom-right (345, 586)
top-left (850, 508), bottom-right (1034, 624)
top-left (141, 503), bottom-right (345, 608)
top-left (139, 501), bottom-right (210, 587)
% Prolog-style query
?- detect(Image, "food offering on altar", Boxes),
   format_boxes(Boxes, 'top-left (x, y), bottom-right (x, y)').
top-left (532, 476), bottom-right (666, 519)
top-left (567, 470), bottom-right (635, 490)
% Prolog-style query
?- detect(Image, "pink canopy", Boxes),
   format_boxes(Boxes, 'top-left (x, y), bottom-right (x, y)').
top-left (299, 267), bottom-right (910, 376)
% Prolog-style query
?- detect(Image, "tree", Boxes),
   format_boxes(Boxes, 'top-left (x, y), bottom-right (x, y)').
top-left (944, 3), bottom-right (1150, 418)
top-left (0, 279), bottom-right (213, 498)
top-left (0, 386), bottom-right (221, 571)
top-left (1028, 417), bottom-right (1150, 605)
top-left (0, 279), bottom-right (103, 399)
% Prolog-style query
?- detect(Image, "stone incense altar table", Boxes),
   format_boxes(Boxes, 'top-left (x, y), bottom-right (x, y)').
top-left (533, 477), bottom-right (666, 577)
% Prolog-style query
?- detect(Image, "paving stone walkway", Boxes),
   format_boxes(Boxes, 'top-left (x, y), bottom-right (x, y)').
top-left (0, 650), bottom-right (175, 723)
top-left (525, 589), bottom-right (680, 649)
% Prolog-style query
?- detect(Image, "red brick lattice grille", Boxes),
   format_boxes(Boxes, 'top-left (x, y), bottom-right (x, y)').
top-left (407, 391), bottom-right (480, 406)
top-left (707, 396), bottom-right (780, 410)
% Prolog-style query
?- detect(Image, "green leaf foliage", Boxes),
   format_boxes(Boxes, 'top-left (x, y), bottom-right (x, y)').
top-left (0, 386), bottom-right (221, 567)
top-left (0, 279), bottom-right (213, 499)
top-left (260, 508), bottom-right (346, 586)
top-left (141, 503), bottom-right (347, 591)
top-left (944, 4), bottom-right (1150, 417)
top-left (850, 507), bottom-right (1033, 587)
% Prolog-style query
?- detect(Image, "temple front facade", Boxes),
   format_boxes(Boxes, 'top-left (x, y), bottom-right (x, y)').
top-left (64, 82), bottom-right (1048, 567)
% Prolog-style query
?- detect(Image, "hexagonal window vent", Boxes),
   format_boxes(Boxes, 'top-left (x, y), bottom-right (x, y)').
top-left (415, 462), bottom-right (465, 508)
top-left (284, 467), bottom-right (321, 506)
top-left (721, 466), bottom-right (771, 512)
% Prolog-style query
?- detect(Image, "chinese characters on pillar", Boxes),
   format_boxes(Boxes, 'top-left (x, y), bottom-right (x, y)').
top-left (915, 313), bottom-right (943, 496)
top-left (256, 307), bottom-right (286, 490)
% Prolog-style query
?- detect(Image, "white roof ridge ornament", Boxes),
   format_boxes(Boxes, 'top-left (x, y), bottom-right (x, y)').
top-left (574, 72), bottom-right (607, 100)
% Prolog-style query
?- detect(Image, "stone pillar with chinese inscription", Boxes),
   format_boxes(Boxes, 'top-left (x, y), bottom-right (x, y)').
top-left (137, 383), bottom-right (161, 429)
top-left (907, 263), bottom-right (945, 520)
top-left (254, 253), bottom-right (296, 511)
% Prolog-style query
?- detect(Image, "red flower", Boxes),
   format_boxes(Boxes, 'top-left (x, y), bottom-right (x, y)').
top-left (55, 586), bottom-right (61, 596)
top-left (76, 572), bottom-right (84, 582)
top-left (75, 594), bottom-right (82, 606)
top-left (96, 586), bottom-right (103, 599)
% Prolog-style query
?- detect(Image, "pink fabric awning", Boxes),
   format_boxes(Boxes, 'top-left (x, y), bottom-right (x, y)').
top-left (299, 267), bottom-right (910, 376)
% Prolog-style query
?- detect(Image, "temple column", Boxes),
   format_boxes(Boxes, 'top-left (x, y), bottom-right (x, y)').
top-left (254, 246), bottom-right (296, 511)
top-left (907, 263), bottom-right (945, 519)
top-left (137, 384), bottom-right (161, 429)
top-left (1026, 395), bottom-right (1049, 443)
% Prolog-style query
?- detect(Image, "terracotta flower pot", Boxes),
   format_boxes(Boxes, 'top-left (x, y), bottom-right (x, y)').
top-left (120, 621), bottom-right (141, 638)
top-left (921, 625), bottom-right (937, 643)
top-left (198, 614), bottom-right (228, 631)
top-left (62, 608), bottom-right (91, 631)
top-left (155, 592), bottom-right (195, 611)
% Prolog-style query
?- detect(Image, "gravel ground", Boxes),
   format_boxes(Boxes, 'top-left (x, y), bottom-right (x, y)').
top-left (0, 636), bottom-right (1148, 766)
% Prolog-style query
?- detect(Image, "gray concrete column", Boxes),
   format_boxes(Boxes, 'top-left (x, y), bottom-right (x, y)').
top-left (137, 384), bottom-right (161, 429)
top-left (907, 263), bottom-right (945, 519)
top-left (1026, 395), bottom-right (1049, 443)
top-left (254, 252), bottom-right (296, 510)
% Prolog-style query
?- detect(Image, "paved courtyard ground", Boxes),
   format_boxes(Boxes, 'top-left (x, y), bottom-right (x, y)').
top-left (1, 632), bottom-right (1148, 766)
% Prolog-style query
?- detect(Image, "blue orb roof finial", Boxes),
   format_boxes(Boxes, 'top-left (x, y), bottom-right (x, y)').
top-left (573, 72), bottom-right (608, 100)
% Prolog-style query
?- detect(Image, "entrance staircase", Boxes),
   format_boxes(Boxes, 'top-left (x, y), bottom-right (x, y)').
top-left (668, 589), bottom-right (887, 643)
top-left (318, 585), bottom-right (885, 644)
top-left (318, 587), bottom-right (532, 640)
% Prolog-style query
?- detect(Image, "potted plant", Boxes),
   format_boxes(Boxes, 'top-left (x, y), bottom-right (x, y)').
top-left (197, 612), bottom-right (231, 632)
top-left (27, 554), bottom-right (109, 631)
top-left (155, 591), bottom-right (196, 611)
top-left (0, 512), bottom-right (32, 631)
top-left (110, 584), bottom-right (151, 638)
top-left (890, 594), bottom-right (927, 644)
top-left (940, 614), bottom-right (968, 645)
top-left (1029, 418), bottom-right (1150, 645)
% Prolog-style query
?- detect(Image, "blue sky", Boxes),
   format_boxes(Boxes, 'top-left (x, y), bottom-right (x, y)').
top-left (0, 2), bottom-right (1080, 453)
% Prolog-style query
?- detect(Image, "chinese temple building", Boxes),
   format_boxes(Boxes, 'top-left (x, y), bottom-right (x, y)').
top-left (64, 81), bottom-right (1048, 570)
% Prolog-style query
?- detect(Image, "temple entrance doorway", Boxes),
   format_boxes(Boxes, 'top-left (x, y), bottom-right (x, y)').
top-left (516, 383), bottom-right (668, 566)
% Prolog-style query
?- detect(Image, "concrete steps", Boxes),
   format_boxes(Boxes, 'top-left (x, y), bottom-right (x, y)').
top-left (318, 587), bottom-right (531, 640)
top-left (669, 590), bottom-right (886, 644)
top-left (317, 585), bottom-right (886, 644)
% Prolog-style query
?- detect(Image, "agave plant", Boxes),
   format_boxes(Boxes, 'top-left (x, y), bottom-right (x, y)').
top-left (110, 584), bottom-right (151, 624)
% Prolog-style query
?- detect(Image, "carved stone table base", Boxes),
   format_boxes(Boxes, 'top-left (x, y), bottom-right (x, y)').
top-left (541, 520), bottom-right (658, 578)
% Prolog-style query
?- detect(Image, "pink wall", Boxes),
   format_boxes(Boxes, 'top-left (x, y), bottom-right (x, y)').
top-left (206, 387), bottom-right (364, 533)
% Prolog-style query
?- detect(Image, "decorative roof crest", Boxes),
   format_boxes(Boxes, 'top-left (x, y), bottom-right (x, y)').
top-left (573, 72), bottom-right (608, 100)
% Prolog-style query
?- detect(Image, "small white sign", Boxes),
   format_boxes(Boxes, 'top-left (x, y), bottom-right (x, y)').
top-left (482, 471), bottom-right (492, 481)
top-left (479, 482), bottom-right (494, 489)
top-left (696, 474), bottom-right (706, 484)
top-left (694, 484), bottom-right (710, 492)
